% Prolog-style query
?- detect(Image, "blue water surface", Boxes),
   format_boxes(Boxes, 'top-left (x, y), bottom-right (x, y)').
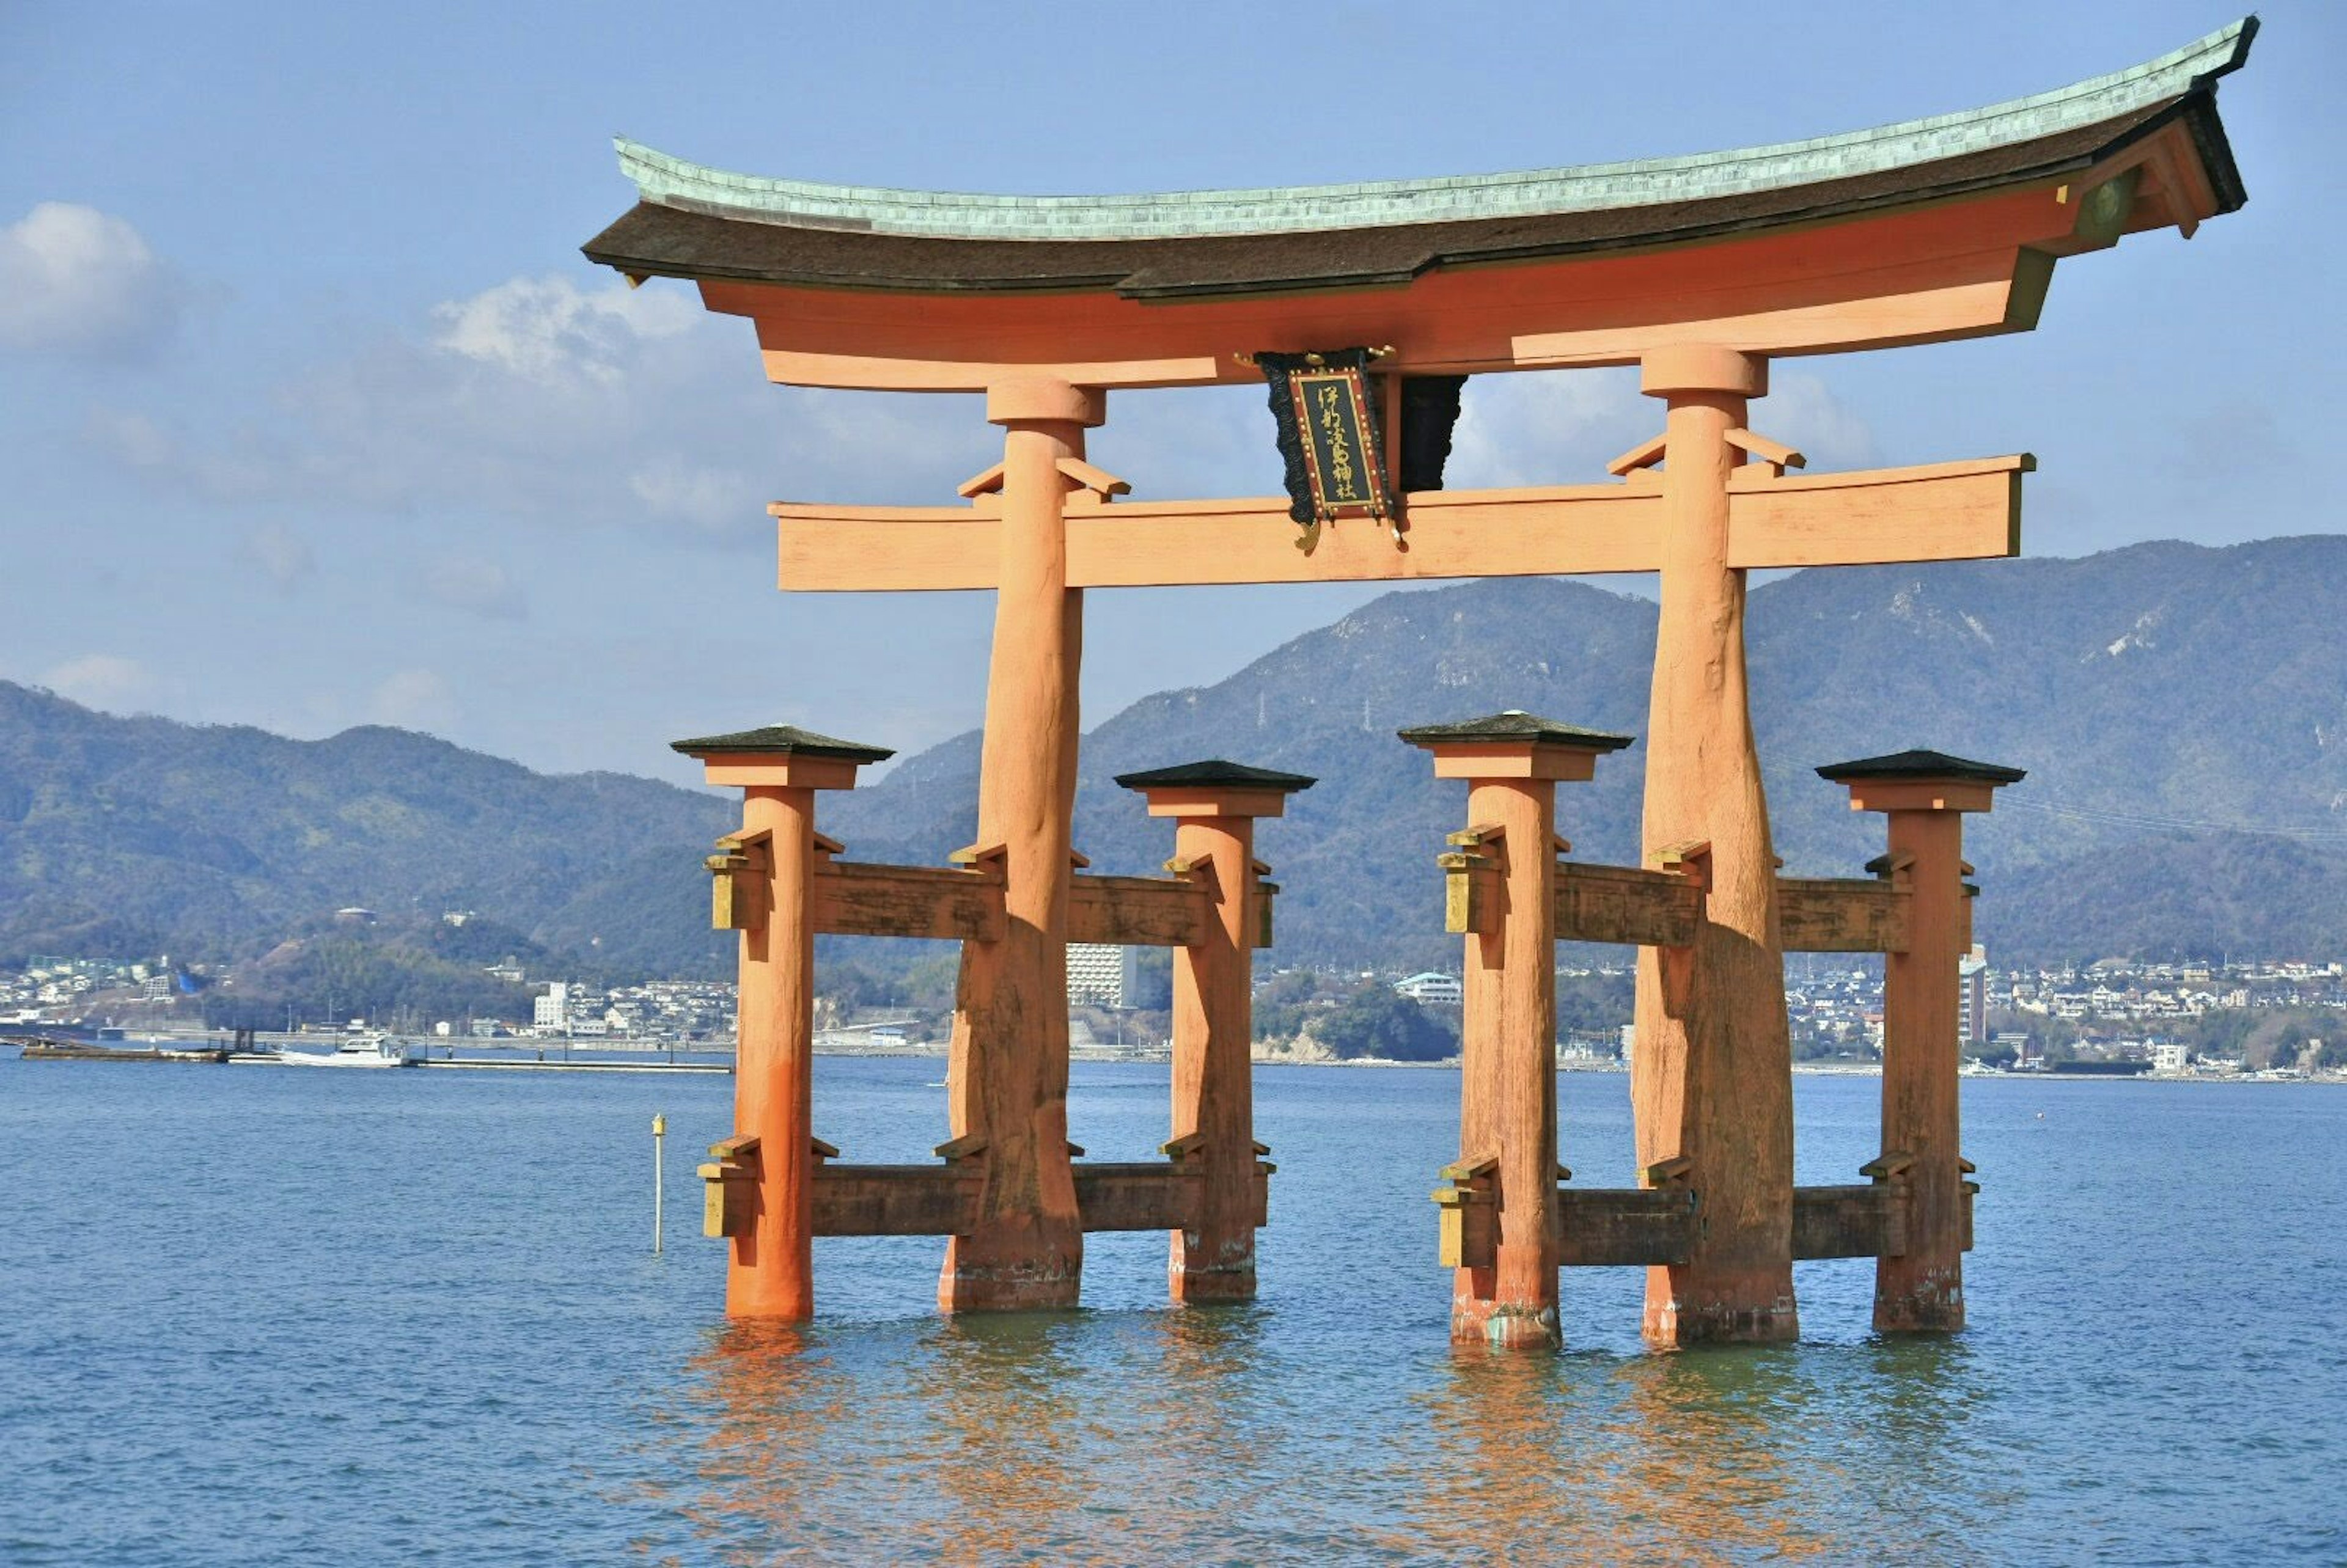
top-left (2, 1055), bottom-right (2341, 1565)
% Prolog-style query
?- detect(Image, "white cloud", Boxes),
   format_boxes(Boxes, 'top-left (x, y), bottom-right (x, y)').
top-left (367, 669), bottom-right (458, 730)
top-left (237, 521), bottom-right (317, 592)
top-left (0, 203), bottom-right (179, 356)
top-left (414, 554), bottom-right (527, 620)
top-left (83, 270), bottom-right (986, 546)
top-left (41, 653), bottom-right (156, 709)
top-left (430, 273), bottom-right (698, 386)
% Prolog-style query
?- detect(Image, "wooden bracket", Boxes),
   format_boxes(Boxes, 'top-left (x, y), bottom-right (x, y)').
top-left (1643, 1154), bottom-right (1696, 1189)
top-left (1861, 1149), bottom-right (1916, 1184)
top-left (809, 1135), bottom-right (840, 1162)
top-left (949, 842), bottom-right (1008, 879)
top-left (933, 1134), bottom-right (989, 1165)
top-left (956, 461), bottom-right (1007, 499)
top-left (1438, 848), bottom-right (1497, 936)
top-left (1725, 427), bottom-right (1806, 478)
top-left (699, 1134), bottom-right (763, 1238)
top-left (1654, 839), bottom-right (1712, 892)
top-left (1056, 456), bottom-right (1131, 502)
top-left (1160, 1130), bottom-right (1209, 1164)
top-left (1255, 877), bottom-right (1279, 949)
top-left (1865, 849), bottom-right (1917, 885)
top-left (1433, 1151), bottom-right (1500, 1269)
top-left (1606, 431), bottom-right (1668, 479)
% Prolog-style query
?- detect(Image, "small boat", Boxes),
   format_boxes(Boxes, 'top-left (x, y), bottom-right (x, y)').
top-left (276, 1035), bottom-right (419, 1069)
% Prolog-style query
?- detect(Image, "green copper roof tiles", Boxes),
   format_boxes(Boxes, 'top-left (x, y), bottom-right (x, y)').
top-left (612, 20), bottom-right (2251, 243)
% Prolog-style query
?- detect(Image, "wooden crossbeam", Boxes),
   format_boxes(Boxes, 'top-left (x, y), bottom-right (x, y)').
top-left (1554, 860), bottom-right (1704, 948)
top-left (773, 456), bottom-right (2029, 592)
top-left (807, 1160), bottom-right (1260, 1236)
top-left (1790, 1183), bottom-right (1911, 1260)
top-left (1776, 877), bottom-right (1912, 953)
top-left (1553, 1187), bottom-right (1699, 1267)
top-left (1066, 872), bottom-right (1211, 947)
top-left (813, 861), bottom-right (1004, 942)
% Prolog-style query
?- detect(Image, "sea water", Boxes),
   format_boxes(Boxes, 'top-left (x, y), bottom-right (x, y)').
top-left (2, 1055), bottom-right (2341, 1564)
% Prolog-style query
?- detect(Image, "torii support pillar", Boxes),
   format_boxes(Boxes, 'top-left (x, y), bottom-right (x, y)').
top-left (1632, 345), bottom-right (1799, 1346)
top-left (1402, 712), bottom-right (1634, 1348)
top-left (1821, 749), bottom-right (2023, 1332)
top-left (670, 724), bottom-right (893, 1320)
top-left (1118, 760), bottom-right (1315, 1303)
top-left (941, 376), bottom-right (1105, 1312)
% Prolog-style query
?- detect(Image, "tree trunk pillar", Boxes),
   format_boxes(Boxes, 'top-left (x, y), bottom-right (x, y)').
top-left (1631, 345), bottom-right (1800, 1346)
top-left (939, 376), bottom-right (1103, 1312)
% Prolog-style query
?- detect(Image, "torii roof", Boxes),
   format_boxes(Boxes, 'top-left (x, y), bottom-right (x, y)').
top-left (586, 21), bottom-right (2250, 303)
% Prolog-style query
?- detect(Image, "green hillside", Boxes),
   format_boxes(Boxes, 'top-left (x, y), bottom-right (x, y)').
top-left (6, 534), bottom-right (2345, 976)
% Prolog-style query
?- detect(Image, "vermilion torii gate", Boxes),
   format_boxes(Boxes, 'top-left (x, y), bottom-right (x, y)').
top-left (588, 23), bottom-right (2253, 1343)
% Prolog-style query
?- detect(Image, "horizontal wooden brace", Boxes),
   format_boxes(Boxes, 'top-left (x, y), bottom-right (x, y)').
top-left (1790, 1183), bottom-right (1910, 1260)
top-left (1555, 860), bottom-right (1705, 948)
top-left (1554, 1187), bottom-right (1699, 1267)
top-left (1776, 876), bottom-right (1912, 953)
top-left (811, 1164), bottom-right (982, 1236)
top-left (1071, 1162), bottom-right (1206, 1231)
top-left (813, 860), bottom-right (1004, 942)
top-left (1067, 872), bottom-right (1211, 947)
top-left (774, 455), bottom-right (2026, 592)
top-left (807, 1160), bottom-right (1266, 1236)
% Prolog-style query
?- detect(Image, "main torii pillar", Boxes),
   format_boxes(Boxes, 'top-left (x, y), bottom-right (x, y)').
top-left (939, 377), bottom-right (1101, 1312)
top-left (1633, 346), bottom-right (1798, 1345)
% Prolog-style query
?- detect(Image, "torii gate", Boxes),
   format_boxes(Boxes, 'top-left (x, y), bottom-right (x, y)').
top-left (587, 22), bottom-right (2253, 1344)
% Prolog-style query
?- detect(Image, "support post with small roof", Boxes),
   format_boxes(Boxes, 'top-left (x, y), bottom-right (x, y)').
top-left (1820, 749), bottom-right (2024, 1332)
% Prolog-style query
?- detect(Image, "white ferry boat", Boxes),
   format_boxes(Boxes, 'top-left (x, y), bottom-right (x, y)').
top-left (276, 1035), bottom-right (419, 1069)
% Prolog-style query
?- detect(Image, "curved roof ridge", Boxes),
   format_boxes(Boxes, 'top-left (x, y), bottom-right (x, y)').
top-left (613, 18), bottom-right (2251, 243)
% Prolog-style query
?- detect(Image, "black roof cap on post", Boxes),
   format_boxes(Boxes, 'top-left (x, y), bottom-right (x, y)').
top-left (1113, 759), bottom-right (1317, 792)
top-left (1815, 749), bottom-right (2026, 785)
top-left (1397, 710), bottom-right (1636, 751)
top-left (669, 724), bottom-right (895, 763)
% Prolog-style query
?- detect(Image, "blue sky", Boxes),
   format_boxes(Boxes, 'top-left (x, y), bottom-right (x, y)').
top-left (1, 2), bottom-right (2335, 784)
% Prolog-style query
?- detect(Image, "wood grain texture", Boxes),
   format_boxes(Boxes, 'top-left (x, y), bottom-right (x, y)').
top-left (1790, 1183), bottom-right (1909, 1260)
top-left (813, 861), bottom-right (1004, 942)
top-left (1776, 877), bottom-right (1911, 953)
top-left (1065, 872), bottom-right (1210, 948)
top-left (1554, 860), bottom-right (1703, 948)
top-left (773, 456), bottom-right (2024, 592)
top-left (1552, 1188), bottom-right (1699, 1267)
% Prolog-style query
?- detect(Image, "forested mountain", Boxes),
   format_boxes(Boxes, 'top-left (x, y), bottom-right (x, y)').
top-left (6, 534), bottom-right (2345, 978)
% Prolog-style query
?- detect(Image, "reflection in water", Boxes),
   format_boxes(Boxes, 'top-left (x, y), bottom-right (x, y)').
top-left (644, 1314), bottom-right (2007, 1564)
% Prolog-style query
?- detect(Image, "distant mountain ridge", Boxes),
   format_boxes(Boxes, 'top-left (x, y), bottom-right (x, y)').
top-left (6, 534), bottom-right (2346, 975)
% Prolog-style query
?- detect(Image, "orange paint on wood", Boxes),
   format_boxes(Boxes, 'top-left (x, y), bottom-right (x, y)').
top-left (727, 785), bottom-right (817, 1319)
top-left (771, 457), bottom-right (2025, 593)
top-left (1876, 807), bottom-right (1972, 1331)
top-left (1167, 813), bottom-right (1261, 1302)
top-left (1630, 347), bottom-right (1799, 1346)
top-left (938, 384), bottom-right (1093, 1313)
top-left (705, 187), bottom-right (2095, 390)
top-left (1450, 777), bottom-right (1561, 1347)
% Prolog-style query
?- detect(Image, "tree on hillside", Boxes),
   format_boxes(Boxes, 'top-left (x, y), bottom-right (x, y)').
top-left (1308, 984), bottom-right (1457, 1062)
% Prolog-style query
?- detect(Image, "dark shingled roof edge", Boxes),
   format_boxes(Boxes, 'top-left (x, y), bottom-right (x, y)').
top-left (670, 724), bottom-right (894, 763)
top-left (1816, 749), bottom-right (2026, 785)
top-left (582, 96), bottom-right (2244, 301)
top-left (1113, 759), bottom-right (1317, 791)
top-left (1397, 712), bottom-right (1636, 751)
